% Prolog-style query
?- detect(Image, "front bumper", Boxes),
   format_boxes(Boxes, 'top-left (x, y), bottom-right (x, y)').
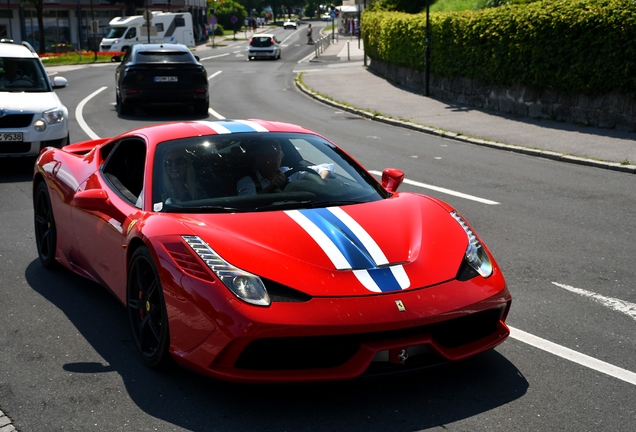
top-left (121, 88), bottom-right (208, 106)
top-left (0, 116), bottom-right (69, 157)
top-left (160, 253), bottom-right (512, 383)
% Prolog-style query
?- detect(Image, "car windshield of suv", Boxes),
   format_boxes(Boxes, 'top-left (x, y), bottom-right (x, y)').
top-left (0, 57), bottom-right (49, 92)
top-left (152, 132), bottom-right (390, 213)
top-left (106, 27), bottom-right (127, 38)
top-left (135, 51), bottom-right (196, 64)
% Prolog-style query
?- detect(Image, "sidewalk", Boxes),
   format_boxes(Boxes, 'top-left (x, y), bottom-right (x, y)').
top-left (295, 35), bottom-right (636, 174)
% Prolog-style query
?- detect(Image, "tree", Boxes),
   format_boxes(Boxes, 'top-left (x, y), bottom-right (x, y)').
top-left (214, 0), bottom-right (247, 33)
top-left (26, 0), bottom-right (46, 54)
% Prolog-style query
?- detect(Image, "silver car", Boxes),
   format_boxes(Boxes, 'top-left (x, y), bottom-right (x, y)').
top-left (247, 34), bottom-right (281, 61)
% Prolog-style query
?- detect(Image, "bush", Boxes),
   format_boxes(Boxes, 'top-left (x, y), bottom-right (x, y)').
top-left (363, 0), bottom-right (636, 95)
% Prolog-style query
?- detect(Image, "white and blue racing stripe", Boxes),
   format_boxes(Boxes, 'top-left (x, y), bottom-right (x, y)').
top-left (285, 207), bottom-right (410, 293)
top-left (196, 120), bottom-right (269, 134)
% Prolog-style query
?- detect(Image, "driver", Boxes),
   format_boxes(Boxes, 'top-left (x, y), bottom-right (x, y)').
top-left (236, 139), bottom-right (333, 196)
top-left (0, 58), bottom-right (34, 86)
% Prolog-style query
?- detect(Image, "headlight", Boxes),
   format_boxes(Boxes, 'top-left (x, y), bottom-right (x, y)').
top-left (43, 108), bottom-right (65, 125)
top-left (451, 211), bottom-right (493, 278)
top-left (182, 235), bottom-right (270, 306)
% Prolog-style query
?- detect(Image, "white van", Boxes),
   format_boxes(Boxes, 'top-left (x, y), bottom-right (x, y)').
top-left (99, 12), bottom-right (195, 53)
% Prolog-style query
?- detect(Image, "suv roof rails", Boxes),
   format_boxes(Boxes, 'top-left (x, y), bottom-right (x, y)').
top-left (21, 41), bottom-right (37, 54)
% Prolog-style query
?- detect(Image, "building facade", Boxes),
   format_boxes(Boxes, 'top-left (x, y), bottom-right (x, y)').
top-left (0, 0), bottom-right (208, 52)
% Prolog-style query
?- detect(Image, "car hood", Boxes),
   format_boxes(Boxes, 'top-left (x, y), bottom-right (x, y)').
top-left (178, 194), bottom-right (469, 297)
top-left (0, 91), bottom-right (63, 113)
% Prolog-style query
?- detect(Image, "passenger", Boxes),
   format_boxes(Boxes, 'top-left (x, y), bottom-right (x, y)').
top-left (162, 147), bottom-right (206, 203)
top-left (236, 139), bottom-right (333, 196)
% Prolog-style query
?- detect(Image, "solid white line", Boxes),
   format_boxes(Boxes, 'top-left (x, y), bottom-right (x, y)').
top-left (509, 326), bottom-right (636, 386)
top-left (206, 71), bottom-right (225, 118)
top-left (552, 282), bottom-right (636, 321)
top-left (76, 86), bottom-right (107, 140)
top-left (368, 170), bottom-right (499, 205)
top-left (208, 107), bottom-right (225, 119)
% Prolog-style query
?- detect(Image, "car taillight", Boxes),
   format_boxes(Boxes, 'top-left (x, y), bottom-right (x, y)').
top-left (270, 38), bottom-right (274, 44)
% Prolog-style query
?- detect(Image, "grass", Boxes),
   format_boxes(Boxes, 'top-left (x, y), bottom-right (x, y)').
top-left (40, 50), bottom-right (120, 66)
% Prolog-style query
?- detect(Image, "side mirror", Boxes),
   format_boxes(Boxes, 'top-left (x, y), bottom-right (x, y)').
top-left (381, 168), bottom-right (405, 192)
top-left (194, 55), bottom-right (200, 61)
top-left (52, 76), bottom-right (68, 88)
top-left (73, 189), bottom-right (113, 213)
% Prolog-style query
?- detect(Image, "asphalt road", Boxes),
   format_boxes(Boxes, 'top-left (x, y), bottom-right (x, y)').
top-left (1, 23), bottom-right (635, 431)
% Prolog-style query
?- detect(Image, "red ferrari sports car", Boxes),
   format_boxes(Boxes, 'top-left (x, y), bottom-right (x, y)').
top-left (33, 119), bottom-right (511, 383)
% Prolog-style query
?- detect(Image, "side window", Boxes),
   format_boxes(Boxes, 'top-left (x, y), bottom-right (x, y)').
top-left (125, 27), bottom-right (136, 39)
top-left (102, 138), bottom-right (147, 206)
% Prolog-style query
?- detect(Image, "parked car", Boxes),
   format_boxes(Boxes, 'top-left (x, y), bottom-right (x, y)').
top-left (247, 34), bottom-right (282, 60)
top-left (0, 39), bottom-right (69, 158)
top-left (322, 13), bottom-right (332, 21)
top-left (113, 43), bottom-right (209, 116)
top-left (33, 119), bottom-right (512, 383)
top-left (283, 19), bottom-right (298, 30)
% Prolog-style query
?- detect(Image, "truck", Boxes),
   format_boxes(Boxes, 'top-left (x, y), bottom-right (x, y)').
top-left (99, 11), bottom-right (195, 53)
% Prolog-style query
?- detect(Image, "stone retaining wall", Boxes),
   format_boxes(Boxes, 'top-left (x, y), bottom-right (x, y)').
top-left (369, 59), bottom-right (636, 132)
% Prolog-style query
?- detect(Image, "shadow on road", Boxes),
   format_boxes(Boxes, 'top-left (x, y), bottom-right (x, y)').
top-left (25, 259), bottom-right (528, 431)
top-left (0, 158), bottom-right (36, 184)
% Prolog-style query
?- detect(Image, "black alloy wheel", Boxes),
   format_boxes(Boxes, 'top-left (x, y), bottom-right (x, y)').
top-left (127, 247), bottom-right (172, 369)
top-left (34, 181), bottom-right (58, 268)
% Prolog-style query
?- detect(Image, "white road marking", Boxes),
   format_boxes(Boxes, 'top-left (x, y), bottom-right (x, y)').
top-left (207, 71), bottom-right (224, 119)
top-left (199, 53), bottom-right (230, 61)
top-left (208, 107), bottom-right (225, 119)
top-left (509, 326), bottom-right (636, 386)
top-left (552, 282), bottom-right (636, 321)
top-left (76, 86), bottom-right (107, 140)
top-left (368, 170), bottom-right (500, 205)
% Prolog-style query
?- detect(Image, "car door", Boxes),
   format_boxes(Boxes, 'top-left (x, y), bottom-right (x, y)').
top-left (70, 138), bottom-right (147, 303)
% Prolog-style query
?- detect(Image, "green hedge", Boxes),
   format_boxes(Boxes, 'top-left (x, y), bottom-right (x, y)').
top-left (363, 0), bottom-right (636, 95)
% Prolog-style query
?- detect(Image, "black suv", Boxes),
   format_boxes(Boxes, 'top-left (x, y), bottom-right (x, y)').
top-left (114, 43), bottom-right (209, 115)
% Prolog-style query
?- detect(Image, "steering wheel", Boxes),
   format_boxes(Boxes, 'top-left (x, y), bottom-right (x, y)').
top-left (282, 167), bottom-right (321, 190)
top-left (284, 167), bottom-right (321, 179)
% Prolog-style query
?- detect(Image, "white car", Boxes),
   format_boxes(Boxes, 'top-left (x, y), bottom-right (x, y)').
top-left (0, 40), bottom-right (69, 158)
top-left (322, 13), bottom-right (332, 21)
top-left (283, 19), bottom-right (298, 30)
top-left (247, 34), bottom-right (282, 60)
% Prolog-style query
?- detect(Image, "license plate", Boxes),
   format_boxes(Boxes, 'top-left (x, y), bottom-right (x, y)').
top-left (154, 76), bottom-right (178, 82)
top-left (0, 132), bottom-right (23, 142)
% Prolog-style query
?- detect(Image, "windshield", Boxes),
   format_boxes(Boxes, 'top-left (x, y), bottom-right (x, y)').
top-left (152, 132), bottom-right (389, 213)
top-left (135, 51), bottom-right (197, 64)
top-left (0, 57), bottom-right (50, 92)
top-left (106, 27), bottom-right (127, 38)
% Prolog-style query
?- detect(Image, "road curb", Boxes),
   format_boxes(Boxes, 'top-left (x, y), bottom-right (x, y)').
top-left (0, 408), bottom-right (16, 432)
top-left (294, 76), bottom-right (636, 175)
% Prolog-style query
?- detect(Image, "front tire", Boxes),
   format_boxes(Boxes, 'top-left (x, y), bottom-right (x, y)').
top-left (127, 247), bottom-right (172, 369)
top-left (34, 181), bottom-right (58, 268)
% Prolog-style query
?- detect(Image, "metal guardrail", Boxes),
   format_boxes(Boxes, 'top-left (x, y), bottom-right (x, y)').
top-left (313, 34), bottom-right (337, 58)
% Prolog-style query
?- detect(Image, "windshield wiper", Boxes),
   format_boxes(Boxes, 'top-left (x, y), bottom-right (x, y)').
top-left (163, 205), bottom-right (242, 213)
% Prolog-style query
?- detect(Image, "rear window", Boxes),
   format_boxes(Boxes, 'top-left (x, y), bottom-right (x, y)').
top-left (135, 51), bottom-right (196, 64)
top-left (250, 37), bottom-right (273, 48)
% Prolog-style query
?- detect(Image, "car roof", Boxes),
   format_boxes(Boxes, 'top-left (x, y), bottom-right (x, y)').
top-left (0, 40), bottom-right (38, 59)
